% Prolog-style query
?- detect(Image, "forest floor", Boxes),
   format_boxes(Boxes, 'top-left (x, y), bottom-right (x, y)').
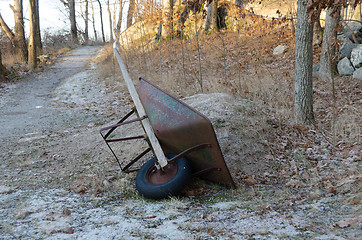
top-left (0, 45), bottom-right (361, 239)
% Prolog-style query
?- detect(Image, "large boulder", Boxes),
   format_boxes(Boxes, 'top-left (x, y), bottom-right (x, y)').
top-left (340, 41), bottom-right (359, 59)
top-left (343, 22), bottom-right (362, 43)
top-left (350, 44), bottom-right (362, 68)
top-left (353, 67), bottom-right (362, 80)
top-left (337, 57), bottom-right (355, 76)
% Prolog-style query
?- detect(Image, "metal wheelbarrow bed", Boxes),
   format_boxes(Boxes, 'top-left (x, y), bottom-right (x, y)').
top-left (137, 78), bottom-right (235, 188)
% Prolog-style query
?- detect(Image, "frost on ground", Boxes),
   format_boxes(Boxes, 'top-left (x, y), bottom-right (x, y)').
top-left (0, 47), bottom-right (360, 239)
top-left (0, 187), bottom-right (310, 239)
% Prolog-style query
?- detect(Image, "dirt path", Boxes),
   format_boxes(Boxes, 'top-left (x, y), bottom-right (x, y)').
top-left (0, 46), bottom-right (100, 143)
top-left (0, 47), bottom-right (360, 239)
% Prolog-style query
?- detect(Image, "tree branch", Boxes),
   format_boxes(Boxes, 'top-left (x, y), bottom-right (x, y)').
top-left (0, 13), bottom-right (15, 44)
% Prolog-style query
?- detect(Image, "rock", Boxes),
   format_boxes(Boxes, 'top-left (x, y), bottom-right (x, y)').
top-left (340, 41), bottom-right (359, 59)
top-left (62, 207), bottom-right (71, 216)
top-left (309, 189), bottom-right (322, 200)
top-left (0, 185), bottom-right (14, 194)
top-left (243, 176), bottom-right (257, 185)
top-left (273, 45), bottom-right (288, 55)
top-left (350, 44), bottom-right (362, 68)
top-left (73, 185), bottom-right (87, 194)
top-left (343, 22), bottom-right (362, 43)
top-left (337, 57), bottom-right (354, 75)
top-left (352, 67), bottom-right (362, 80)
top-left (16, 210), bottom-right (33, 219)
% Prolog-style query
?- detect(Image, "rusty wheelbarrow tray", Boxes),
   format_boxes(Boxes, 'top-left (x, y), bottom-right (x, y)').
top-left (100, 42), bottom-right (235, 199)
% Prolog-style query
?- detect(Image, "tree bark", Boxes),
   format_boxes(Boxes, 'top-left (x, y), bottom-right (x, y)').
top-left (0, 49), bottom-right (8, 82)
top-left (211, 0), bottom-right (218, 31)
top-left (127, 0), bottom-right (135, 28)
top-left (294, 0), bottom-right (315, 125)
top-left (0, 0), bottom-right (27, 63)
top-left (319, 7), bottom-right (340, 82)
top-left (90, 0), bottom-right (98, 41)
top-left (204, 2), bottom-right (212, 32)
top-left (97, 0), bottom-right (106, 43)
top-left (70, 0), bottom-right (78, 43)
top-left (35, 0), bottom-right (42, 52)
top-left (107, 0), bottom-right (113, 42)
top-left (313, 10), bottom-right (323, 45)
top-left (28, 0), bottom-right (37, 70)
top-left (84, 0), bottom-right (89, 43)
top-left (115, 0), bottom-right (123, 38)
top-left (162, 0), bottom-right (173, 38)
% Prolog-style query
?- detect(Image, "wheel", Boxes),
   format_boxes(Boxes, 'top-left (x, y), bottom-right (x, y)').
top-left (136, 154), bottom-right (192, 200)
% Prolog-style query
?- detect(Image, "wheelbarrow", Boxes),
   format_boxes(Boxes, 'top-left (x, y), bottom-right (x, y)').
top-left (99, 42), bottom-right (235, 199)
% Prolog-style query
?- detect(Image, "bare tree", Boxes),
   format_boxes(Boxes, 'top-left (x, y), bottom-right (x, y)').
top-left (295, 0), bottom-right (315, 124)
top-left (211, 0), bottom-right (218, 31)
top-left (84, 0), bottom-right (89, 43)
top-left (204, 2), bottom-right (212, 31)
top-left (97, 0), bottom-right (106, 43)
top-left (35, 0), bottom-right (42, 52)
top-left (319, 7), bottom-right (340, 81)
top-left (28, 0), bottom-right (37, 70)
top-left (60, 0), bottom-right (78, 43)
top-left (127, 0), bottom-right (135, 28)
top-left (90, 0), bottom-right (98, 41)
top-left (162, 0), bottom-right (173, 38)
top-left (107, 0), bottom-right (114, 42)
top-left (0, 0), bottom-right (27, 62)
top-left (70, 0), bottom-right (77, 43)
top-left (115, 0), bottom-right (123, 38)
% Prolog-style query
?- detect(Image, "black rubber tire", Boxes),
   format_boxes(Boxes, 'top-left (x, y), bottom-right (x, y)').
top-left (136, 154), bottom-right (192, 200)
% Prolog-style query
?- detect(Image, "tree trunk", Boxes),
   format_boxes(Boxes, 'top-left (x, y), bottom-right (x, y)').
top-left (294, 0), bottom-right (315, 125)
top-left (35, 0), bottom-right (42, 52)
top-left (162, 0), bottom-right (173, 38)
top-left (97, 0), bottom-right (106, 43)
top-left (12, 0), bottom-right (28, 62)
top-left (70, 0), bottom-right (78, 43)
top-left (313, 10), bottom-right (323, 45)
top-left (319, 7), bottom-right (340, 82)
top-left (211, 0), bottom-right (218, 31)
top-left (28, 0), bottom-right (37, 70)
top-left (0, 0), bottom-right (27, 63)
top-left (90, 0), bottom-right (97, 41)
top-left (127, 0), bottom-right (135, 28)
top-left (204, 2), bottom-right (212, 32)
top-left (115, 0), bottom-right (123, 38)
top-left (0, 49), bottom-right (8, 82)
top-left (107, 0), bottom-right (113, 42)
top-left (84, 0), bottom-right (89, 43)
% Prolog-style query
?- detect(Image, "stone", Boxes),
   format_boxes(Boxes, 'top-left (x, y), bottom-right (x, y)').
top-left (0, 185), bottom-right (14, 194)
top-left (350, 44), bottom-right (362, 68)
top-left (337, 57), bottom-right (354, 76)
top-left (340, 41), bottom-right (358, 59)
top-left (352, 67), bottom-right (362, 80)
top-left (273, 45), bottom-right (288, 55)
top-left (343, 22), bottom-right (362, 43)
